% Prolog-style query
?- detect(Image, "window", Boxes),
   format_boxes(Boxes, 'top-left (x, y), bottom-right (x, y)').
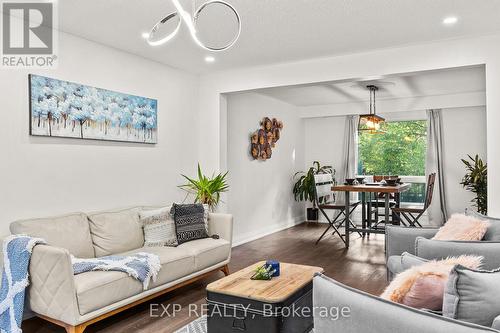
top-left (358, 120), bottom-right (427, 203)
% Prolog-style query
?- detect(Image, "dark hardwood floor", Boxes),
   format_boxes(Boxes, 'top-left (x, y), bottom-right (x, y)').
top-left (22, 222), bottom-right (388, 333)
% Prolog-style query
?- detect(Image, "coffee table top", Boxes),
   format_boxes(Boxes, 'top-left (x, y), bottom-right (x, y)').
top-left (206, 261), bottom-right (323, 303)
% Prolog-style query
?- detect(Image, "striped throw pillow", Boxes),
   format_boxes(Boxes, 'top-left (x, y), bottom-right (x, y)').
top-left (140, 207), bottom-right (178, 247)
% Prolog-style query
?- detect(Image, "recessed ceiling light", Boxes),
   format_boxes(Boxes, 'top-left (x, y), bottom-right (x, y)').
top-left (141, 32), bottom-right (150, 39)
top-left (205, 56), bottom-right (215, 63)
top-left (443, 16), bottom-right (458, 25)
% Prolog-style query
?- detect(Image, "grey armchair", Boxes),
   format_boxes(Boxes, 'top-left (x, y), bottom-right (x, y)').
top-left (385, 225), bottom-right (500, 280)
top-left (312, 224), bottom-right (500, 333)
top-left (313, 273), bottom-right (500, 333)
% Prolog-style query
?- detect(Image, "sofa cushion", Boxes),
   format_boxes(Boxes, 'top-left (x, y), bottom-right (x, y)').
top-left (75, 246), bottom-right (196, 315)
top-left (122, 246), bottom-right (195, 287)
top-left (443, 265), bottom-right (500, 327)
top-left (401, 252), bottom-right (429, 269)
top-left (387, 256), bottom-right (404, 276)
top-left (88, 209), bottom-right (144, 257)
top-left (177, 238), bottom-right (230, 271)
top-left (74, 270), bottom-right (143, 315)
top-left (10, 213), bottom-right (94, 258)
top-left (465, 209), bottom-right (500, 241)
top-left (387, 253), bottom-right (429, 276)
top-left (415, 237), bottom-right (500, 270)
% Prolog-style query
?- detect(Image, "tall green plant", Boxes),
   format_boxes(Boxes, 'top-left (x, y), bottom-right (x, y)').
top-left (179, 164), bottom-right (229, 211)
top-left (460, 154), bottom-right (487, 215)
top-left (293, 161), bottom-right (334, 207)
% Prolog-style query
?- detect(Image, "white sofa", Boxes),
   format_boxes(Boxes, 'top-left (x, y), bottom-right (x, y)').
top-left (9, 206), bottom-right (233, 333)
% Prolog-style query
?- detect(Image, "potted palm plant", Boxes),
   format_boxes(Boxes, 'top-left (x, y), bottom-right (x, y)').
top-left (461, 154), bottom-right (487, 215)
top-left (179, 164), bottom-right (229, 211)
top-left (293, 161), bottom-right (334, 221)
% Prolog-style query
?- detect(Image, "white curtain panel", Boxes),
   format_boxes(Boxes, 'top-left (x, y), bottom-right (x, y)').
top-left (337, 115), bottom-right (359, 204)
top-left (426, 109), bottom-right (449, 226)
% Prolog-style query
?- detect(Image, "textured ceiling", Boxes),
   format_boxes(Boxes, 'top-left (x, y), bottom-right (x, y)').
top-left (56, 0), bottom-right (500, 73)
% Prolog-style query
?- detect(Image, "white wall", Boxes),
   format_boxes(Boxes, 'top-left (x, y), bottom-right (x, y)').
top-left (442, 106), bottom-right (487, 214)
top-left (226, 92), bottom-right (305, 245)
top-left (304, 116), bottom-right (346, 179)
top-left (0, 32), bottom-right (199, 235)
top-left (197, 34), bottom-right (500, 216)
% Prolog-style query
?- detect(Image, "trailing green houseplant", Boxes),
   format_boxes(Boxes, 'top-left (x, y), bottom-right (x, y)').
top-left (293, 161), bottom-right (334, 220)
top-left (179, 164), bottom-right (229, 211)
top-left (460, 154), bottom-right (487, 215)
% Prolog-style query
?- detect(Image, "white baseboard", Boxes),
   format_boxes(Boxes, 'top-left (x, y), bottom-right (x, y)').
top-left (232, 216), bottom-right (305, 247)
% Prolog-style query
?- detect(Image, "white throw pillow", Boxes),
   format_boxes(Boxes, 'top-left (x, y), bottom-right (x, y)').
top-left (140, 206), bottom-right (178, 247)
top-left (202, 204), bottom-right (209, 233)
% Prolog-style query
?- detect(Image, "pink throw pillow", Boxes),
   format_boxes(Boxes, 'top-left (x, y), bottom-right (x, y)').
top-left (381, 255), bottom-right (482, 310)
top-left (432, 213), bottom-right (490, 241)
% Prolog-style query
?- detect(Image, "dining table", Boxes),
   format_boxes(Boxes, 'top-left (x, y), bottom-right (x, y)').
top-left (332, 182), bottom-right (411, 248)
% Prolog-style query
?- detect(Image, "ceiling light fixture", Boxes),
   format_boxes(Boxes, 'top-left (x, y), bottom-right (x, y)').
top-left (443, 16), bottom-right (458, 25)
top-left (358, 85), bottom-right (385, 134)
top-left (205, 56), bottom-right (215, 63)
top-left (145, 0), bottom-right (241, 52)
top-left (141, 32), bottom-right (150, 39)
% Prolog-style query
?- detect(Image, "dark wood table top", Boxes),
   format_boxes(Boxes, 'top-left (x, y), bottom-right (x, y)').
top-left (332, 182), bottom-right (411, 193)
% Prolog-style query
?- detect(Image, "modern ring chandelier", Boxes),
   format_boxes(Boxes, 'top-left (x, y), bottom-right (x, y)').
top-left (145, 0), bottom-right (241, 51)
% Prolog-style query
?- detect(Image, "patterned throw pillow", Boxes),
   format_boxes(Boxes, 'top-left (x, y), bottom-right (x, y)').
top-left (140, 207), bottom-right (178, 247)
top-left (171, 203), bottom-right (208, 244)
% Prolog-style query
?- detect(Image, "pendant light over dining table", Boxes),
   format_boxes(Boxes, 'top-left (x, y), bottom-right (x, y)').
top-left (358, 85), bottom-right (385, 134)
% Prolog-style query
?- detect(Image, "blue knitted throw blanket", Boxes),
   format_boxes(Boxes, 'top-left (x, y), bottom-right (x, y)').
top-left (72, 253), bottom-right (161, 290)
top-left (0, 235), bottom-right (46, 333)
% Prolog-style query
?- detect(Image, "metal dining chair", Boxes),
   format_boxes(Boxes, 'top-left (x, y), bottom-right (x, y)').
top-left (313, 174), bottom-right (361, 245)
top-left (392, 173), bottom-right (436, 227)
top-left (368, 175), bottom-right (398, 227)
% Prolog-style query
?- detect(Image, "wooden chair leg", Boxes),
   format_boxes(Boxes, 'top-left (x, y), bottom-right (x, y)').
top-left (221, 264), bottom-right (230, 276)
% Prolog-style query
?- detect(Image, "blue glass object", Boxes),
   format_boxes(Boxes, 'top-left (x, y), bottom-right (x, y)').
top-left (266, 260), bottom-right (280, 277)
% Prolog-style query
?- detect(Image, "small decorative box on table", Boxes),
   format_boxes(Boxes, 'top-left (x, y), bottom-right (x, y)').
top-left (206, 261), bottom-right (323, 333)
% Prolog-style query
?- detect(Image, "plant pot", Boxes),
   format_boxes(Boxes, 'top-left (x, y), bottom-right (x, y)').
top-left (307, 208), bottom-right (319, 221)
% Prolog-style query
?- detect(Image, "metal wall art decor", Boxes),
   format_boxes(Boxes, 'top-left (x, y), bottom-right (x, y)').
top-left (250, 117), bottom-right (283, 160)
top-left (29, 74), bottom-right (158, 143)
top-left (145, 0), bottom-right (241, 52)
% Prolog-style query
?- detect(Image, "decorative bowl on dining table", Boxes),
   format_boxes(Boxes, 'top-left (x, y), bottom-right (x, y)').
top-left (384, 178), bottom-right (399, 186)
top-left (345, 178), bottom-right (356, 185)
top-left (355, 177), bottom-right (366, 184)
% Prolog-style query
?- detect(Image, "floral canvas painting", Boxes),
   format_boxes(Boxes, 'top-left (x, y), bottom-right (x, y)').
top-left (29, 75), bottom-right (158, 143)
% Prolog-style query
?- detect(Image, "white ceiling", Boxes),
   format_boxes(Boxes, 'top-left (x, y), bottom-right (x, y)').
top-left (57, 0), bottom-right (500, 74)
top-left (255, 66), bottom-right (485, 106)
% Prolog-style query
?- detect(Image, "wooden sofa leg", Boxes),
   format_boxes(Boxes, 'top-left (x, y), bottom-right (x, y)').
top-left (221, 264), bottom-right (230, 276)
top-left (65, 324), bottom-right (87, 333)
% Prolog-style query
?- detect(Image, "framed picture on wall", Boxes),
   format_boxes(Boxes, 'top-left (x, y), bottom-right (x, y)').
top-left (29, 74), bottom-right (158, 144)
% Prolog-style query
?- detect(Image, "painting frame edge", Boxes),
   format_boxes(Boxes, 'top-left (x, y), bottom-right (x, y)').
top-left (28, 74), bottom-right (159, 144)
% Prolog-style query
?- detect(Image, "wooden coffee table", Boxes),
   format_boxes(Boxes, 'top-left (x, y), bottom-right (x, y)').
top-left (206, 262), bottom-right (323, 333)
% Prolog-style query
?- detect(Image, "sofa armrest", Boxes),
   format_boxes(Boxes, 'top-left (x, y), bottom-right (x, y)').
top-left (208, 213), bottom-right (233, 246)
top-left (386, 226), bottom-right (439, 260)
top-left (28, 244), bottom-right (80, 325)
top-left (415, 237), bottom-right (500, 270)
top-left (313, 274), bottom-right (499, 333)
top-left (493, 315), bottom-right (500, 330)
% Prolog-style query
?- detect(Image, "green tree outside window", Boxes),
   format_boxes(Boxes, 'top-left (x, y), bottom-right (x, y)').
top-left (358, 120), bottom-right (427, 203)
